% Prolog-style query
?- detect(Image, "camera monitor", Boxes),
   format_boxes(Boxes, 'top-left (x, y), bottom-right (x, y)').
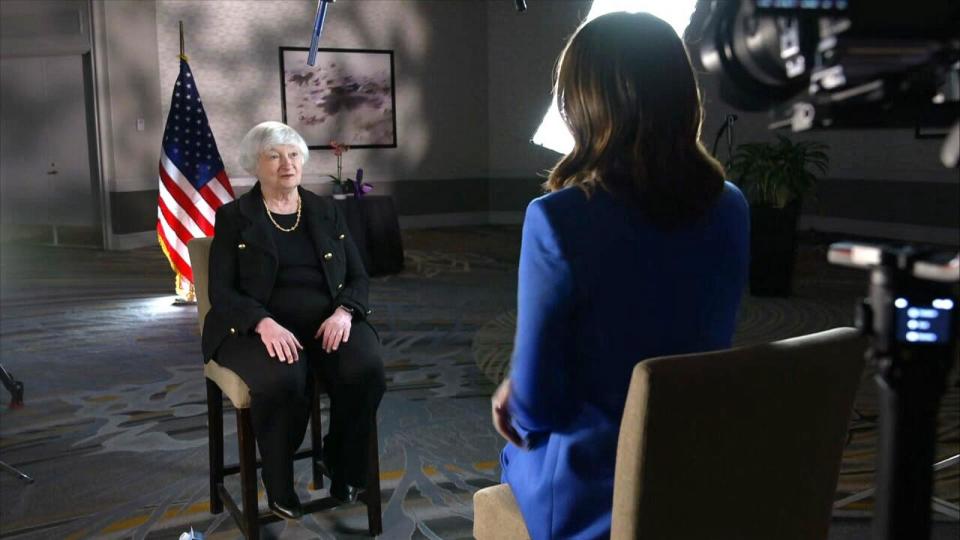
top-left (894, 297), bottom-right (955, 345)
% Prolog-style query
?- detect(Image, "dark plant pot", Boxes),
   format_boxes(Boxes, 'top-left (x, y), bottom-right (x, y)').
top-left (749, 200), bottom-right (801, 297)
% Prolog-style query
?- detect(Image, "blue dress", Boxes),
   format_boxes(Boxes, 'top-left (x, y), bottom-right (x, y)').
top-left (501, 182), bottom-right (750, 539)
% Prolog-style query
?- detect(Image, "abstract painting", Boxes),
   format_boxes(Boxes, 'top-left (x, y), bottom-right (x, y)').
top-left (280, 47), bottom-right (397, 149)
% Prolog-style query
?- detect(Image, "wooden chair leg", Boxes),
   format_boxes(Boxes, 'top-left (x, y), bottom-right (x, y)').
top-left (237, 408), bottom-right (260, 540)
top-left (206, 379), bottom-right (224, 515)
top-left (365, 414), bottom-right (383, 536)
top-left (311, 372), bottom-right (324, 490)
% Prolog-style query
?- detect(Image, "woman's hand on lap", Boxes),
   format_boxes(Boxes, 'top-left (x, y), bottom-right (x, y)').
top-left (315, 307), bottom-right (353, 353)
top-left (255, 317), bottom-right (303, 363)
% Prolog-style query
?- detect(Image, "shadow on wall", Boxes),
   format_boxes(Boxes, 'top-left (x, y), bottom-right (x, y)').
top-left (485, 0), bottom-right (591, 178)
top-left (329, 1), bottom-right (434, 175)
top-left (106, 26), bottom-right (161, 182)
top-left (156, 0), bottom-right (487, 184)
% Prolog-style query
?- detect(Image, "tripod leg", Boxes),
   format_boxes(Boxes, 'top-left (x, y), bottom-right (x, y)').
top-left (835, 454), bottom-right (960, 517)
top-left (933, 454), bottom-right (959, 471)
top-left (931, 498), bottom-right (959, 520)
top-left (0, 461), bottom-right (34, 484)
top-left (0, 365), bottom-right (31, 482)
top-left (0, 363), bottom-right (25, 408)
top-left (932, 454), bottom-right (960, 519)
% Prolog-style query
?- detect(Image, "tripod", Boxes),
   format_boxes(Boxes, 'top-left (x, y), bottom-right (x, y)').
top-left (834, 454), bottom-right (960, 520)
top-left (834, 358), bottom-right (960, 521)
top-left (0, 363), bottom-right (34, 484)
top-left (829, 243), bottom-right (959, 538)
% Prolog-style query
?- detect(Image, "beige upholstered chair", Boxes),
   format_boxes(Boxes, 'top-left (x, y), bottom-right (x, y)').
top-left (473, 327), bottom-right (865, 540)
top-left (188, 237), bottom-right (382, 539)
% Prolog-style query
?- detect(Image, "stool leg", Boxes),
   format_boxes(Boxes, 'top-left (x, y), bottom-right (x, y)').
top-left (311, 373), bottom-right (324, 490)
top-left (206, 379), bottom-right (224, 514)
top-left (365, 415), bottom-right (383, 536)
top-left (237, 408), bottom-right (260, 540)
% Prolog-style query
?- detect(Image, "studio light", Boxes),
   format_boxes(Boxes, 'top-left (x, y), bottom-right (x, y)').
top-left (532, 0), bottom-right (698, 155)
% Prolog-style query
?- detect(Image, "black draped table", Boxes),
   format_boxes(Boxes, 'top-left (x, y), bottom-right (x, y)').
top-left (333, 195), bottom-right (404, 276)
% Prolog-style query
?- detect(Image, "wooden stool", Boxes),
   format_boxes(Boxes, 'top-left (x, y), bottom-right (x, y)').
top-left (205, 362), bottom-right (382, 538)
top-left (190, 237), bottom-right (383, 538)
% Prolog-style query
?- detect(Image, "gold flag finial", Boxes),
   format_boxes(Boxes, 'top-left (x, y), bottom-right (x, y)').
top-left (178, 20), bottom-right (188, 62)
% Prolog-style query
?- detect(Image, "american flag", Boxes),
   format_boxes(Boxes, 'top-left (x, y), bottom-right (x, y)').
top-left (157, 58), bottom-right (234, 298)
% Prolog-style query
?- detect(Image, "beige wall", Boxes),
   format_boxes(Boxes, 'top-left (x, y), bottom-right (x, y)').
top-left (486, 0), bottom-right (587, 179)
top-left (155, 0), bottom-right (490, 188)
top-left (0, 0), bottom-right (91, 57)
top-left (93, 0), bottom-right (165, 193)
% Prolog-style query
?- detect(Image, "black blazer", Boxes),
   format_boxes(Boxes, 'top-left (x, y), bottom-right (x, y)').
top-left (202, 182), bottom-right (370, 361)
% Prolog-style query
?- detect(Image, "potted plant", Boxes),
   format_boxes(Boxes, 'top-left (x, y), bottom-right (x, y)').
top-left (727, 134), bottom-right (829, 296)
top-left (327, 141), bottom-right (374, 199)
top-left (328, 141), bottom-right (353, 199)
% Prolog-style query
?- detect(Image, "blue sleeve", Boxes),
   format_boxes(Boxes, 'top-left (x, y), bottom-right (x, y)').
top-left (508, 198), bottom-right (576, 443)
top-left (709, 182), bottom-right (751, 345)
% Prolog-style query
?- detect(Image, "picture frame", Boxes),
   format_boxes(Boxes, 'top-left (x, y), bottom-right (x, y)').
top-left (279, 47), bottom-right (397, 149)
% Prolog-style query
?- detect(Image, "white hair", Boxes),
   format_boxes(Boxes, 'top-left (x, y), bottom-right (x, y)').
top-left (238, 121), bottom-right (310, 174)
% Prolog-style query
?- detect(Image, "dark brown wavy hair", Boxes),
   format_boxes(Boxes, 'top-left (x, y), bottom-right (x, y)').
top-left (545, 11), bottom-right (725, 228)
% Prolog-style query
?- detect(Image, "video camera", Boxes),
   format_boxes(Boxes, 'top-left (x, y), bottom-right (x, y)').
top-left (687, 2), bottom-right (960, 539)
top-left (687, 0), bottom-right (959, 137)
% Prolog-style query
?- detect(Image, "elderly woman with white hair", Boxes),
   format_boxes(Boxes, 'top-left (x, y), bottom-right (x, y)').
top-left (202, 121), bottom-right (385, 519)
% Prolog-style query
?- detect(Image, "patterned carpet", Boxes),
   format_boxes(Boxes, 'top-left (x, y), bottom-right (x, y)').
top-left (0, 226), bottom-right (957, 539)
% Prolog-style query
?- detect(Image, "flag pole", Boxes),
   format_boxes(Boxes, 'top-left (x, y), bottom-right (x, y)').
top-left (159, 18), bottom-right (233, 308)
top-left (172, 19), bottom-right (195, 305)
top-left (178, 20), bottom-right (188, 62)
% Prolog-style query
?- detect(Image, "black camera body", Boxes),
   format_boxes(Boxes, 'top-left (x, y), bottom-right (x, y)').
top-left (688, 0), bottom-right (960, 132)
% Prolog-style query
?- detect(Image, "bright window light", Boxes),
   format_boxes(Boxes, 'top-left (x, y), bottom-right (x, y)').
top-left (531, 0), bottom-right (699, 155)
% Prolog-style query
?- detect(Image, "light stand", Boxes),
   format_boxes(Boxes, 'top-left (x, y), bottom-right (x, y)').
top-left (711, 113), bottom-right (738, 165)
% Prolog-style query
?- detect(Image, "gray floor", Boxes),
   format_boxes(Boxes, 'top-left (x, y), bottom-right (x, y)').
top-left (0, 227), bottom-right (957, 539)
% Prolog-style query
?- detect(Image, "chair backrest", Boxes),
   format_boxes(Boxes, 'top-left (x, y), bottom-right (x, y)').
top-left (611, 327), bottom-right (865, 540)
top-left (186, 237), bottom-right (214, 333)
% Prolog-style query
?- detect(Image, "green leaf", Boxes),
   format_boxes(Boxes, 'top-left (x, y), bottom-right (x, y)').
top-left (727, 134), bottom-right (830, 206)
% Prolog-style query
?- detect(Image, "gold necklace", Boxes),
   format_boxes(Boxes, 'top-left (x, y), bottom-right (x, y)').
top-left (263, 195), bottom-right (302, 232)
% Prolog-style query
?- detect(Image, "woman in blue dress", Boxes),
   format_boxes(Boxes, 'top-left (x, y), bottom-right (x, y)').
top-left (492, 12), bottom-right (750, 539)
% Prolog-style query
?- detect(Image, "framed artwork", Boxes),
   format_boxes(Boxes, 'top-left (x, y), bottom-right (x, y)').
top-left (279, 47), bottom-right (397, 149)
